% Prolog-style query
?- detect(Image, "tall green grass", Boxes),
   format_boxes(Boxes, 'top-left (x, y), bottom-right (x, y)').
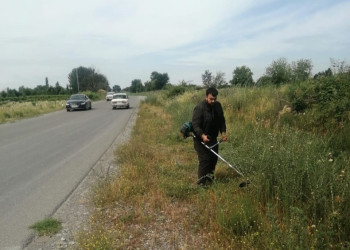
top-left (82, 81), bottom-right (349, 249)
top-left (163, 85), bottom-right (349, 248)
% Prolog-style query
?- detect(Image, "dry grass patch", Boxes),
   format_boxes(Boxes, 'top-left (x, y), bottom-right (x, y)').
top-left (0, 101), bottom-right (65, 123)
top-left (78, 103), bottom-right (209, 249)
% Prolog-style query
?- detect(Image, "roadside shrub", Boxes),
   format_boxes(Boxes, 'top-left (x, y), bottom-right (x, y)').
top-left (286, 73), bottom-right (350, 131)
top-left (286, 80), bottom-right (316, 112)
top-left (85, 91), bottom-right (103, 101)
top-left (165, 85), bottom-right (186, 99)
top-left (315, 73), bottom-right (350, 123)
top-left (143, 93), bottom-right (161, 106)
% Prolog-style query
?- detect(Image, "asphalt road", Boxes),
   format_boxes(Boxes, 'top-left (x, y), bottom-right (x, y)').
top-left (0, 96), bottom-right (144, 249)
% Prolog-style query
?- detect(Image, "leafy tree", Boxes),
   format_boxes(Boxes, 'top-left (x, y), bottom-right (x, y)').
top-left (291, 59), bottom-right (313, 82)
top-left (213, 71), bottom-right (228, 88)
top-left (330, 58), bottom-right (349, 74)
top-left (88, 72), bottom-right (109, 92)
top-left (202, 70), bottom-right (213, 87)
top-left (112, 85), bottom-right (122, 93)
top-left (230, 66), bottom-right (254, 86)
top-left (265, 58), bottom-right (292, 85)
top-left (130, 79), bottom-right (144, 93)
top-left (33, 85), bottom-right (49, 95)
top-left (5, 88), bottom-right (19, 97)
top-left (256, 75), bottom-right (272, 86)
top-left (68, 66), bottom-right (109, 92)
top-left (53, 82), bottom-right (65, 95)
top-left (178, 80), bottom-right (191, 86)
top-left (18, 86), bottom-right (33, 96)
top-left (177, 80), bottom-right (198, 89)
top-left (144, 81), bottom-right (153, 92)
top-left (314, 68), bottom-right (333, 79)
top-left (150, 71), bottom-right (169, 90)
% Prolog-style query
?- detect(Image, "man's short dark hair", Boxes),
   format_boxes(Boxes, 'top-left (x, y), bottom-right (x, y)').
top-left (206, 87), bottom-right (218, 97)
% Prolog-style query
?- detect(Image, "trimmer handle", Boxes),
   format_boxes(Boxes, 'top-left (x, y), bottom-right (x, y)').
top-left (209, 139), bottom-right (224, 149)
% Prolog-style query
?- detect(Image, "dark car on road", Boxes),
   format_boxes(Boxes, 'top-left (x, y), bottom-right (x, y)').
top-left (66, 94), bottom-right (92, 111)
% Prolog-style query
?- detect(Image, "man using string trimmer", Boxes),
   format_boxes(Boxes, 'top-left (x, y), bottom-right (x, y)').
top-left (191, 87), bottom-right (227, 187)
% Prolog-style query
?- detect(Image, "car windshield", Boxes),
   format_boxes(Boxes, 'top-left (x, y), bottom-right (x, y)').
top-left (107, 92), bottom-right (114, 95)
top-left (113, 94), bottom-right (127, 99)
top-left (70, 95), bottom-right (85, 100)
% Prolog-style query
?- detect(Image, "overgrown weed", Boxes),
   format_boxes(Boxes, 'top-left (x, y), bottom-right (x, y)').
top-left (80, 83), bottom-right (350, 249)
top-left (29, 218), bottom-right (62, 236)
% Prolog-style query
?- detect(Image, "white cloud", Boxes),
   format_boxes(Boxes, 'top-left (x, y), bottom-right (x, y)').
top-left (0, 0), bottom-right (349, 89)
top-left (171, 1), bottom-right (350, 78)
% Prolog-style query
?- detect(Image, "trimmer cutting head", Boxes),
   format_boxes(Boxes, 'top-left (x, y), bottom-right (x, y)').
top-left (239, 180), bottom-right (250, 188)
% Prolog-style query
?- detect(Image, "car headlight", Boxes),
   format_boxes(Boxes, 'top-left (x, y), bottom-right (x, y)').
top-left (81, 102), bottom-right (86, 105)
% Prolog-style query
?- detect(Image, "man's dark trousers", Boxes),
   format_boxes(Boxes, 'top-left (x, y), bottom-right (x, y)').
top-left (194, 139), bottom-right (218, 185)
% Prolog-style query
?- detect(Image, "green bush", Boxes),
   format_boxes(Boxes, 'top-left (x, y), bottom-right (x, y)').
top-left (84, 91), bottom-right (104, 101)
top-left (286, 73), bottom-right (350, 130)
top-left (165, 85), bottom-right (186, 99)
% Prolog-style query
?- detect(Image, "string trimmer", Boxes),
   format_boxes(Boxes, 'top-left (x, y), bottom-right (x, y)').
top-left (180, 122), bottom-right (249, 187)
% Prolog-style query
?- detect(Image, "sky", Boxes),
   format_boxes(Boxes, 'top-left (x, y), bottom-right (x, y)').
top-left (1, 0), bottom-right (349, 91)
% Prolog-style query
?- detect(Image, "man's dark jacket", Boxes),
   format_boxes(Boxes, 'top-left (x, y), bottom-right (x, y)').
top-left (192, 100), bottom-right (226, 140)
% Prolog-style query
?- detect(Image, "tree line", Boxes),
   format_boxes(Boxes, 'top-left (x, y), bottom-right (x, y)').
top-left (201, 58), bottom-right (349, 89)
top-left (1, 66), bottom-right (110, 99)
top-left (125, 57), bottom-right (348, 93)
top-left (1, 58), bottom-right (348, 99)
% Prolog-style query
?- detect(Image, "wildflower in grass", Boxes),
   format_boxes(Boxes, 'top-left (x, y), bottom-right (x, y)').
top-left (335, 195), bottom-right (342, 203)
top-left (328, 152), bottom-right (334, 162)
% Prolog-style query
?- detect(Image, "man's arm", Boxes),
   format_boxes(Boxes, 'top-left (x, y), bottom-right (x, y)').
top-left (192, 104), bottom-right (207, 141)
top-left (218, 102), bottom-right (227, 141)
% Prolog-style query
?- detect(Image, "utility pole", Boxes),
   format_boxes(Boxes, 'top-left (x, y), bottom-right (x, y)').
top-left (75, 68), bottom-right (79, 93)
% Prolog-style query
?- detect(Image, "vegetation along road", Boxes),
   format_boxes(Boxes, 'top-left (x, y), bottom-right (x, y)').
top-left (0, 96), bottom-right (143, 249)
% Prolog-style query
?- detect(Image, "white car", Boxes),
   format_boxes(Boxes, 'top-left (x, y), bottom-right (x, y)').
top-left (106, 92), bottom-right (115, 101)
top-left (111, 93), bottom-right (129, 109)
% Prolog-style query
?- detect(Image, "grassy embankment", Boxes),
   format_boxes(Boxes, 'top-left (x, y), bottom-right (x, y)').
top-left (77, 74), bottom-right (350, 249)
top-left (0, 91), bottom-right (105, 124)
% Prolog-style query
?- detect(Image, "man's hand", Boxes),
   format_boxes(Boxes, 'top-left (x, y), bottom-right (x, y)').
top-left (221, 133), bottom-right (228, 142)
top-left (201, 134), bottom-right (210, 143)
